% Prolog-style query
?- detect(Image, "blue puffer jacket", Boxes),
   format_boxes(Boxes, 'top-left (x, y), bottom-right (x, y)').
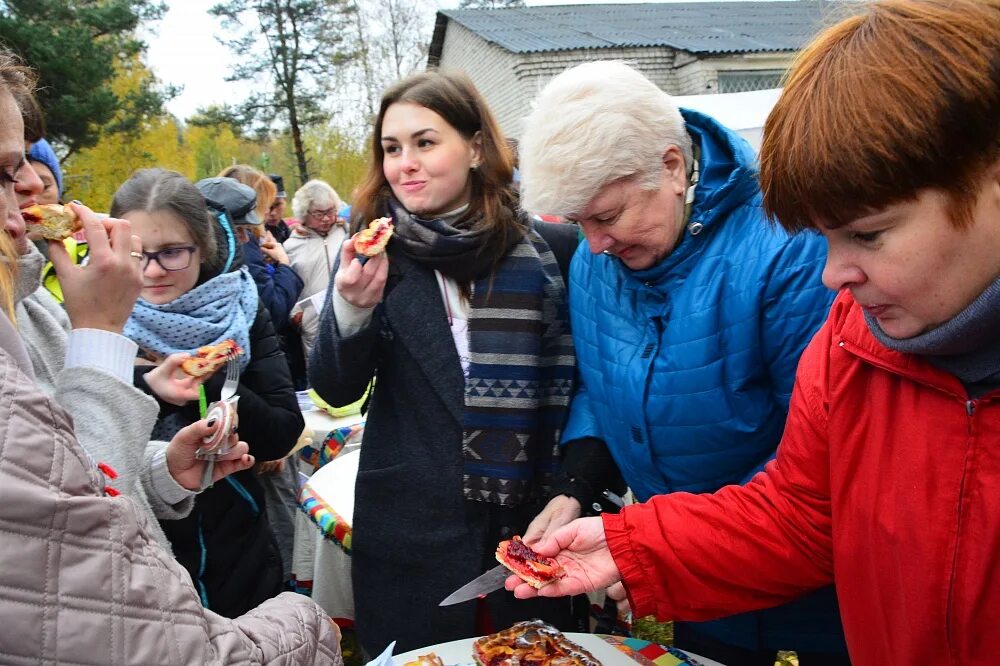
top-left (565, 109), bottom-right (845, 652)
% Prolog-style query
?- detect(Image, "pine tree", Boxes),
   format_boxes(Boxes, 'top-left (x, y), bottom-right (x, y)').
top-left (0, 0), bottom-right (175, 160)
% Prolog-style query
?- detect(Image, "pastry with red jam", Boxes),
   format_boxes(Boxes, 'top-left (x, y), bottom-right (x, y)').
top-left (22, 203), bottom-right (82, 241)
top-left (495, 535), bottom-right (566, 589)
top-left (353, 217), bottom-right (393, 257)
top-left (180, 339), bottom-right (243, 378)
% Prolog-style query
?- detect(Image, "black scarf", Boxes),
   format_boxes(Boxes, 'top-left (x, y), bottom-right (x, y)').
top-left (386, 198), bottom-right (520, 283)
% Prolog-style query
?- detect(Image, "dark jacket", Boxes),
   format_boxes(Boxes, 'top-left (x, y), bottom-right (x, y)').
top-left (309, 234), bottom-right (578, 655)
top-left (243, 233), bottom-right (303, 333)
top-left (268, 219), bottom-right (291, 244)
top-left (138, 302), bottom-right (304, 618)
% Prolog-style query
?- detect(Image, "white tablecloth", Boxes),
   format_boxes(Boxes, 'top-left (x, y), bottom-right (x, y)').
top-left (293, 408), bottom-right (363, 623)
top-left (303, 408), bottom-right (361, 444)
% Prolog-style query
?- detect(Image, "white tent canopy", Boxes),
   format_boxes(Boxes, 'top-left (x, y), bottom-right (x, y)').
top-left (674, 88), bottom-right (782, 152)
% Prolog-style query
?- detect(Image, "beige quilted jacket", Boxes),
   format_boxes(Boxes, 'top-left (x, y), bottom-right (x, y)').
top-left (0, 312), bottom-right (343, 665)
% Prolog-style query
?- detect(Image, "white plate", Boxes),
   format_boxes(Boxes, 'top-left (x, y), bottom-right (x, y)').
top-left (392, 633), bottom-right (724, 666)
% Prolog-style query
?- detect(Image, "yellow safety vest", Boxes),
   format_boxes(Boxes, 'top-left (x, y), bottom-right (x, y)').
top-left (41, 238), bottom-right (89, 304)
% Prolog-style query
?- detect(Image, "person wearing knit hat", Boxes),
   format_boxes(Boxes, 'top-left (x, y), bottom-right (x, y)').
top-left (27, 138), bottom-right (61, 204)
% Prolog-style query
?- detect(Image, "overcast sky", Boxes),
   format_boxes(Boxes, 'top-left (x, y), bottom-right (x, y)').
top-left (144, 0), bottom-right (658, 120)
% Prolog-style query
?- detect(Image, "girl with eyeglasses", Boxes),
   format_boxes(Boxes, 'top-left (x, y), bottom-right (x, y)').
top-left (110, 167), bottom-right (304, 618)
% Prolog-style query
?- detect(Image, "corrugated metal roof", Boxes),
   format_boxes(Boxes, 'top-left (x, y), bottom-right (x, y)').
top-left (432, 2), bottom-right (851, 57)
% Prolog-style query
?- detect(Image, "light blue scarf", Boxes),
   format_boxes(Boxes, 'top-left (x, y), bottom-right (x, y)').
top-left (124, 266), bottom-right (258, 369)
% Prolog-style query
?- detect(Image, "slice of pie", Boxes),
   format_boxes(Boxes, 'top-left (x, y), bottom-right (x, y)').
top-left (180, 339), bottom-right (243, 378)
top-left (496, 536), bottom-right (566, 589)
top-left (403, 653), bottom-right (445, 666)
top-left (473, 620), bottom-right (602, 666)
top-left (353, 217), bottom-right (393, 257)
top-left (22, 203), bottom-right (82, 241)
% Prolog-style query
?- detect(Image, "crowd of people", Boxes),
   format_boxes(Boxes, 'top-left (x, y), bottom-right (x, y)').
top-left (0, 0), bottom-right (997, 663)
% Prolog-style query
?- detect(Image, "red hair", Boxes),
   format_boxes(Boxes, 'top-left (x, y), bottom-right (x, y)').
top-left (760, 0), bottom-right (1000, 231)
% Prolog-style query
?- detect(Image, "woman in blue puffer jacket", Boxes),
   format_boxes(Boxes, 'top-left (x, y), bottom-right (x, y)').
top-left (518, 61), bottom-right (846, 664)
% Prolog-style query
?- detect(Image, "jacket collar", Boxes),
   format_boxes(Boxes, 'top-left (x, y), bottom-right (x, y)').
top-left (15, 243), bottom-right (44, 305)
top-left (832, 291), bottom-right (971, 399)
top-left (681, 108), bottom-right (760, 230)
top-left (0, 311), bottom-right (35, 380)
top-left (621, 110), bottom-right (761, 289)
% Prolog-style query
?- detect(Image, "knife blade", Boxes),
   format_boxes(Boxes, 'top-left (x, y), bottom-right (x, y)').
top-left (439, 564), bottom-right (510, 606)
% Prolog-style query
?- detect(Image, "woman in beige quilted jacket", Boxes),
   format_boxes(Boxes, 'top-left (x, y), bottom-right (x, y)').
top-left (0, 53), bottom-right (343, 665)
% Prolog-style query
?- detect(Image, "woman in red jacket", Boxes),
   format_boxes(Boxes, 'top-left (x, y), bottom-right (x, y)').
top-left (506, 0), bottom-right (1000, 662)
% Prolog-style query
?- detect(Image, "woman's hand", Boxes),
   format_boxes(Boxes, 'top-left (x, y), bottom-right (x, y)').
top-left (523, 495), bottom-right (582, 545)
top-left (166, 418), bottom-right (254, 491)
top-left (334, 237), bottom-right (388, 308)
top-left (50, 203), bottom-right (143, 334)
top-left (504, 516), bottom-right (621, 599)
top-left (260, 230), bottom-right (290, 266)
top-left (143, 353), bottom-right (206, 406)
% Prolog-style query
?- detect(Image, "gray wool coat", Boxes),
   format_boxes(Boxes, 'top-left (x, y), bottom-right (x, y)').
top-left (309, 248), bottom-right (576, 656)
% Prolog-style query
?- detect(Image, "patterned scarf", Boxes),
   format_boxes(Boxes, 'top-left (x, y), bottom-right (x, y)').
top-left (392, 202), bottom-right (576, 506)
top-left (389, 198), bottom-right (517, 283)
top-left (124, 266), bottom-right (258, 369)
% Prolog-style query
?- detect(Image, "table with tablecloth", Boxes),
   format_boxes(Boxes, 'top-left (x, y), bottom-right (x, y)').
top-left (291, 407), bottom-right (364, 626)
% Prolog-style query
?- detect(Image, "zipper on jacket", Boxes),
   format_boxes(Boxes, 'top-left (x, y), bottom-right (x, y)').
top-left (197, 514), bottom-right (211, 608)
top-left (636, 318), bottom-right (663, 447)
top-left (944, 398), bottom-right (979, 657)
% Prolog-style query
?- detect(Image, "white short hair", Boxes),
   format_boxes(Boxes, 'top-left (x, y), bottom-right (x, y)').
top-left (519, 61), bottom-right (692, 217)
top-left (291, 179), bottom-right (343, 220)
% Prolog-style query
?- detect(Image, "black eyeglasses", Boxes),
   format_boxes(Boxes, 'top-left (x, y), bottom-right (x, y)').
top-left (140, 246), bottom-right (198, 271)
top-left (309, 208), bottom-right (337, 220)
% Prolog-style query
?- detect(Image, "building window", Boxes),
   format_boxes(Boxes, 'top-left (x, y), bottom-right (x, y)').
top-left (717, 69), bottom-right (785, 93)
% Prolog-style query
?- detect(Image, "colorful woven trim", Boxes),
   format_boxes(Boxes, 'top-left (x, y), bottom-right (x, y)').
top-left (299, 423), bottom-right (363, 471)
top-left (298, 482), bottom-right (352, 553)
top-left (600, 636), bottom-right (703, 666)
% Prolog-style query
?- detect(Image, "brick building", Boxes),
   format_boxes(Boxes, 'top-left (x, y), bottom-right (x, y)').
top-left (428, 1), bottom-right (850, 139)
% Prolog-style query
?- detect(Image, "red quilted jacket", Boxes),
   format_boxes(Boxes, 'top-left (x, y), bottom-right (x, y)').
top-left (605, 290), bottom-right (1000, 664)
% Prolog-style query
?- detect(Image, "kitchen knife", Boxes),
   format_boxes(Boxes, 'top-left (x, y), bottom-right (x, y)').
top-left (439, 564), bottom-right (510, 606)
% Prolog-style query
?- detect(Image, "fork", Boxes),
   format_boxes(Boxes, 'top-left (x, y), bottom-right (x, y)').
top-left (220, 354), bottom-right (240, 402)
top-left (201, 355), bottom-right (241, 489)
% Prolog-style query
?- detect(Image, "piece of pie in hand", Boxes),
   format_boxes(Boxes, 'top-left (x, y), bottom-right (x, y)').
top-left (22, 203), bottom-right (82, 241)
top-left (353, 217), bottom-right (393, 258)
top-left (495, 535), bottom-right (567, 589)
top-left (180, 339), bottom-right (243, 378)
